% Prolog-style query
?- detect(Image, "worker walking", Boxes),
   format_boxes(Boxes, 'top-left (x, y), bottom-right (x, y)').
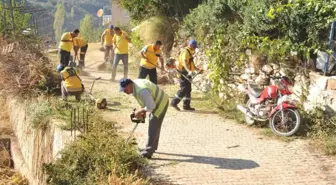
top-left (59, 29), bottom-right (80, 66)
top-left (111, 27), bottom-right (132, 81)
top-left (73, 37), bottom-right (88, 68)
top-left (138, 41), bottom-right (165, 84)
top-left (119, 78), bottom-right (169, 159)
top-left (101, 24), bottom-right (115, 64)
top-left (57, 64), bottom-right (83, 101)
top-left (171, 40), bottom-right (203, 111)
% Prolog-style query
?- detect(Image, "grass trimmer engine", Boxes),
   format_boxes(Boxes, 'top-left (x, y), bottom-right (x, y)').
top-left (130, 110), bottom-right (146, 124)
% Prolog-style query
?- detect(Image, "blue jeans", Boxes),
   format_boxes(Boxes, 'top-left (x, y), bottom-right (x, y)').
top-left (111, 54), bottom-right (128, 80)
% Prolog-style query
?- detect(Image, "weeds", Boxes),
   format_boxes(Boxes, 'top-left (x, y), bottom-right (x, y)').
top-left (43, 114), bottom-right (148, 185)
top-left (321, 136), bottom-right (336, 155)
top-left (300, 107), bottom-right (336, 155)
top-left (0, 168), bottom-right (28, 185)
top-left (27, 99), bottom-right (53, 130)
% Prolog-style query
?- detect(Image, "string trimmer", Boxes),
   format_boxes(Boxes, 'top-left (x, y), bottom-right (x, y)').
top-left (84, 77), bottom-right (107, 109)
top-left (125, 109), bottom-right (146, 144)
top-left (147, 57), bottom-right (224, 109)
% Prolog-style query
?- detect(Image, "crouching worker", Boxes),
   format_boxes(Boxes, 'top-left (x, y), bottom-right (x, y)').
top-left (57, 64), bottom-right (83, 101)
top-left (119, 78), bottom-right (169, 159)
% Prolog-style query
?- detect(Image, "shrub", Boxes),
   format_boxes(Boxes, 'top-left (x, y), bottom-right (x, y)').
top-left (43, 115), bottom-right (148, 184)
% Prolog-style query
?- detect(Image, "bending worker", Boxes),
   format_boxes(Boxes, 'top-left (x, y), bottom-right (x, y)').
top-left (101, 24), bottom-right (115, 64)
top-left (171, 40), bottom-right (203, 111)
top-left (57, 64), bottom-right (83, 101)
top-left (59, 29), bottom-right (80, 66)
top-left (73, 37), bottom-right (88, 68)
top-left (138, 40), bottom-right (164, 84)
top-left (119, 78), bottom-right (169, 159)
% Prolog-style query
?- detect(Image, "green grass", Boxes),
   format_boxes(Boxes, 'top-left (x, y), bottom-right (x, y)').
top-left (260, 128), bottom-right (297, 142)
top-left (43, 111), bottom-right (149, 185)
top-left (322, 136), bottom-right (336, 155)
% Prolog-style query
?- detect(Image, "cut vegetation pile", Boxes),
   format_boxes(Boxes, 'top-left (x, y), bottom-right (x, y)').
top-left (0, 35), bottom-right (61, 97)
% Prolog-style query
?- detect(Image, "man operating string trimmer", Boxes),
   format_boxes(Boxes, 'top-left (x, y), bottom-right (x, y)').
top-left (119, 78), bottom-right (169, 159)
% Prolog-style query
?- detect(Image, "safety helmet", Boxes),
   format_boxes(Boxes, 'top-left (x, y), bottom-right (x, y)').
top-left (57, 64), bottom-right (65, 72)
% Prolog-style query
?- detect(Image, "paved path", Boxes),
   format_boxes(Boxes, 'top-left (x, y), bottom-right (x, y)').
top-left (83, 43), bottom-right (336, 185)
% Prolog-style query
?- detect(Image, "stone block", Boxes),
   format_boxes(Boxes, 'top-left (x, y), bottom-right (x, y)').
top-left (262, 64), bottom-right (273, 75)
top-left (326, 79), bottom-right (336, 90)
top-left (309, 72), bottom-right (328, 90)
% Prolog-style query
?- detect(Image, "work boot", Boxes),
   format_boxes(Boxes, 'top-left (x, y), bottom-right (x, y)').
top-left (183, 106), bottom-right (196, 111)
top-left (170, 102), bottom-right (181, 111)
top-left (183, 99), bottom-right (195, 111)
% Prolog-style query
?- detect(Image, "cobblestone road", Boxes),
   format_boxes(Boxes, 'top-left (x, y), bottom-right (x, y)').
top-left (84, 44), bottom-right (336, 185)
top-left (131, 109), bottom-right (336, 185)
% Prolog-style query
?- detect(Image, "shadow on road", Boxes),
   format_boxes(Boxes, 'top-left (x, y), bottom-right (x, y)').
top-left (180, 110), bottom-right (218, 114)
top-left (154, 152), bottom-right (260, 170)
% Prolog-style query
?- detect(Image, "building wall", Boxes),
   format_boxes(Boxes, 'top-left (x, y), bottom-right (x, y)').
top-left (110, 2), bottom-right (130, 26)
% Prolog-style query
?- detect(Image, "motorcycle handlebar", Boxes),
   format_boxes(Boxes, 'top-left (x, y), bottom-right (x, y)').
top-left (271, 76), bottom-right (282, 80)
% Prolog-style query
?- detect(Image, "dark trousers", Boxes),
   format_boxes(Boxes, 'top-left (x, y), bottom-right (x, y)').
top-left (141, 102), bottom-right (169, 157)
top-left (79, 44), bottom-right (88, 67)
top-left (59, 49), bottom-right (70, 66)
top-left (138, 66), bottom-right (157, 84)
top-left (171, 71), bottom-right (192, 108)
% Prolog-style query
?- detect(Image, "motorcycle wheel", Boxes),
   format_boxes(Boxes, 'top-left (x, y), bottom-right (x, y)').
top-left (270, 108), bottom-right (301, 137)
top-left (245, 100), bottom-right (255, 125)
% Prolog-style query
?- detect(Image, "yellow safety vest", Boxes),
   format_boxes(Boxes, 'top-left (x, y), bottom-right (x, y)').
top-left (104, 29), bottom-right (114, 46)
top-left (59, 32), bottom-right (73, 52)
top-left (140, 44), bottom-right (161, 69)
top-left (177, 47), bottom-right (195, 72)
top-left (60, 67), bottom-right (82, 92)
top-left (133, 79), bottom-right (169, 118)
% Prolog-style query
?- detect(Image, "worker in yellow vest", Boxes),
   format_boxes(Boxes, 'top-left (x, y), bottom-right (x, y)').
top-left (171, 40), bottom-right (203, 111)
top-left (138, 41), bottom-right (164, 84)
top-left (57, 64), bottom-right (83, 101)
top-left (111, 27), bottom-right (132, 81)
top-left (59, 29), bottom-right (80, 66)
top-left (119, 78), bottom-right (169, 159)
top-left (73, 37), bottom-right (88, 68)
top-left (101, 24), bottom-right (115, 64)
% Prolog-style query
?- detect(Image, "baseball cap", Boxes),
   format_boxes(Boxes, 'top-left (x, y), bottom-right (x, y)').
top-left (119, 78), bottom-right (133, 92)
top-left (189, 39), bottom-right (198, 48)
top-left (109, 24), bottom-right (114, 29)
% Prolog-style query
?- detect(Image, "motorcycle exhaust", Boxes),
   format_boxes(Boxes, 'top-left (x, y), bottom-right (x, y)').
top-left (237, 105), bottom-right (254, 119)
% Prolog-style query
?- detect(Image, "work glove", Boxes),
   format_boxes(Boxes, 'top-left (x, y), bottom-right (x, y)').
top-left (187, 71), bottom-right (194, 79)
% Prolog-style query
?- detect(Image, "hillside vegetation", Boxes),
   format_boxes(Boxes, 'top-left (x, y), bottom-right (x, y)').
top-left (28, 0), bottom-right (110, 31)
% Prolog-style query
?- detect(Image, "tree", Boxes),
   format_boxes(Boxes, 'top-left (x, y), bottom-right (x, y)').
top-left (0, 0), bottom-right (31, 34)
top-left (80, 14), bottom-right (103, 42)
top-left (53, 3), bottom-right (65, 44)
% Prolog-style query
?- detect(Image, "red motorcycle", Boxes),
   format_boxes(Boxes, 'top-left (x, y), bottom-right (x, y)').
top-left (237, 76), bottom-right (301, 137)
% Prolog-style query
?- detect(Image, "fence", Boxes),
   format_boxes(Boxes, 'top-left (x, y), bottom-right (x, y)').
top-left (70, 106), bottom-right (90, 140)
